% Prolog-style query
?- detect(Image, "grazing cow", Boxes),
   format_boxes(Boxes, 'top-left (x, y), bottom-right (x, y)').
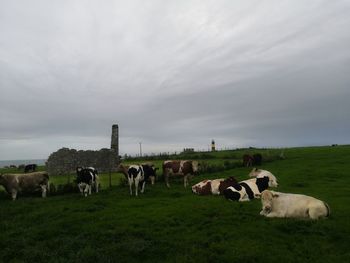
top-left (242, 154), bottom-right (254, 167)
top-left (0, 172), bottom-right (49, 200)
top-left (192, 176), bottom-right (238, 195)
top-left (126, 164), bottom-right (158, 196)
top-left (223, 173), bottom-right (278, 202)
top-left (253, 153), bottom-right (262, 166)
top-left (24, 164), bottom-right (37, 173)
top-left (76, 167), bottom-right (99, 197)
top-left (163, 160), bottom-right (200, 188)
top-left (257, 190), bottom-right (330, 219)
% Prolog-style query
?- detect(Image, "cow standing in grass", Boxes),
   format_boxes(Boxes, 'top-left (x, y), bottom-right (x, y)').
top-left (126, 164), bottom-right (158, 196)
top-left (76, 167), bottom-right (99, 197)
top-left (0, 171), bottom-right (49, 200)
top-left (117, 163), bottom-right (158, 186)
top-left (163, 160), bottom-right (200, 188)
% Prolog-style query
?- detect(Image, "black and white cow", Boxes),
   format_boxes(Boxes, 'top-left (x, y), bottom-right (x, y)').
top-left (76, 167), bottom-right (99, 197)
top-left (127, 164), bottom-right (158, 196)
top-left (223, 173), bottom-right (278, 202)
top-left (24, 164), bottom-right (37, 173)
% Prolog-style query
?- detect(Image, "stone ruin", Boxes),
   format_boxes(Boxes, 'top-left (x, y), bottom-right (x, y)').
top-left (46, 124), bottom-right (120, 175)
top-left (46, 147), bottom-right (119, 175)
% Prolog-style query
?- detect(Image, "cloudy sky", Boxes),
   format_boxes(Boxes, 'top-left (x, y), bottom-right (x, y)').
top-left (1, 0), bottom-right (350, 160)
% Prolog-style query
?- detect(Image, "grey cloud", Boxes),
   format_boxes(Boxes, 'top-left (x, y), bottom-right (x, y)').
top-left (1, 0), bottom-right (350, 159)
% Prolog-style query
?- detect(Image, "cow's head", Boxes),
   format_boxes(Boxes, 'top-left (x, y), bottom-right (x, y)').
top-left (258, 190), bottom-right (279, 214)
top-left (116, 164), bottom-right (129, 178)
top-left (266, 174), bottom-right (278, 187)
top-left (149, 167), bottom-right (159, 185)
top-left (191, 180), bottom-right (211, 195)
top-left (192, 161), bottom-right (200, 175)
top-left (253, 169), bottom-right (278, 187)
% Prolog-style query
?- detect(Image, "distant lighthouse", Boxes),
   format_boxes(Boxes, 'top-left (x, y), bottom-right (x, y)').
top-left (211, 139), bottom-right (216, 151)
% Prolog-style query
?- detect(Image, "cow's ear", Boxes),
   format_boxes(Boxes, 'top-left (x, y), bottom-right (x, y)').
top-left (272, 192), bottom-right (279, 198)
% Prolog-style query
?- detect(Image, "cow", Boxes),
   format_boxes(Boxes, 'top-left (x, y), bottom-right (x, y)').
top-left (117, 163), bottom-right (158, 186)
top-left (223, 173), bottom-right (278, 202)
top-left (0, 171), bottom-right (49, 200)
top-left (242, 154), bottom-right (254, 167)
top-left (163, 160), bottom-right (200, 188)
top-left (257, 190), bottom-right (330, 219)
top-left (76, 167), bottom-right (99, 197)
top-left (191, 176), bottom-right (238, 195)
top-left (125, 164), bottom-right (158, 196)
top-left (248, 168), bottom-right (278, 186)
top-left (253, 153), bottom-right (262, 166)
top-left (24, 164), bottom-right (37, 173)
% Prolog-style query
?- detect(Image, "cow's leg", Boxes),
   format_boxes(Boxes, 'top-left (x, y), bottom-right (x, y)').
top-left (265, 212), bottom-right (282, 218)
top-left (88, 182), bottom-right (92, 195)
top-left (135, 178), bottom-right (140, 196)
top-left (165, 174), bottom-right (170, 188)
top-left (239, 194), bottom-right (250, 202)
top-left (84, 185), bottom-right (89, 197)
top-left (184, 175), bottom-right (188, 188)
top-left (78, 183), bottom-right (84, 195)
top-left (128, 178), bottom-right (133, 195)
top-left (95, 178), bottom-right (99, 193)
top-left (41, 184), bottom-right (47, 198)
top-left (11, 189), bottom-right (17, 200)
top-left (141, 181), bottom-right (146, 193)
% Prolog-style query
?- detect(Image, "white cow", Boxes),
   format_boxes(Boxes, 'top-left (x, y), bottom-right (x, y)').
top-left (257, 190), bottom-right (330, 219)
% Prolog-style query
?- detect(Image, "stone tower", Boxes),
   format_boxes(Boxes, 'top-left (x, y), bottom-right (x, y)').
top-left (111, 124), bottom-right (119, 158)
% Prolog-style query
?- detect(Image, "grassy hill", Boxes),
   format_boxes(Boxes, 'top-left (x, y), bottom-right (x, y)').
top-left (0, 146), bottom-right (349, 262)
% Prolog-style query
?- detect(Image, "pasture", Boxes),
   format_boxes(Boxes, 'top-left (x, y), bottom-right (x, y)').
top-left (0, 146), bottom-right (349, 262)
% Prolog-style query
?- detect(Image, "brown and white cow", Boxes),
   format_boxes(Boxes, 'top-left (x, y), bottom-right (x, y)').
top-left (0, 172), bottom-right (50, 200)
top-left (163, 160), bottom-right (199, 188)
top-left (257, 190), bottom-right (330, 219)
top-left (192, 176), bottom-right (238, 195)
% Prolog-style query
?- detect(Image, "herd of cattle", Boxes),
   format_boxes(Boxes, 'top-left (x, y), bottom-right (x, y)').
top-left (0, 159), bottom-right (330, 220)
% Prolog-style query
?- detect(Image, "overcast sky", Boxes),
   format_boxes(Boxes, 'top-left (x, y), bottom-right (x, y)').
top-left (1, 0), bottom-right (350, 160)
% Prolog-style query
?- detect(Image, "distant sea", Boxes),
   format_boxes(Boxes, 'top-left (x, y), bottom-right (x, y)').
top-left (0, 159), bottom-right (47, 168)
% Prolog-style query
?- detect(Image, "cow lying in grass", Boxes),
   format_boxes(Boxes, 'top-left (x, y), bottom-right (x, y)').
top-left (76, 167), bottom-right (99, 197)
top-left (249, 168), bottom-right (276, 181)
top-left (223, 173), bottom-right (278, 202)
top-left (0, 171), bottom-right (49, 200)
top-left (257, 190), bottom-right (330, 219)
top-left (191, 177), bottom-right (238, 195)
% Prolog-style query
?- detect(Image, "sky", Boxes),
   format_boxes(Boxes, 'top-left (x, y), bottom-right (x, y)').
top-left (1, 0), bottom-right (350, 160)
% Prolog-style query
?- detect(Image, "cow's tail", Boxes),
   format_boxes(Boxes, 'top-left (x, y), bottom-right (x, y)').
top-left (323, 202), bottom-right (331, 217)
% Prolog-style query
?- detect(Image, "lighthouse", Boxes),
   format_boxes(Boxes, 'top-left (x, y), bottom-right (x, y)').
top-left (211, 139), bottom-right (216, 151)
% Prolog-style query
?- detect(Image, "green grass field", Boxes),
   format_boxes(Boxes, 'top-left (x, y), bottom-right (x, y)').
top-left (0, 146), bottom-right (349, 263)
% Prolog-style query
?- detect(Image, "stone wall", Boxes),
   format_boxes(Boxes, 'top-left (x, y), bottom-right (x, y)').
top-left (47, 147), bottom-right (119, 175)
